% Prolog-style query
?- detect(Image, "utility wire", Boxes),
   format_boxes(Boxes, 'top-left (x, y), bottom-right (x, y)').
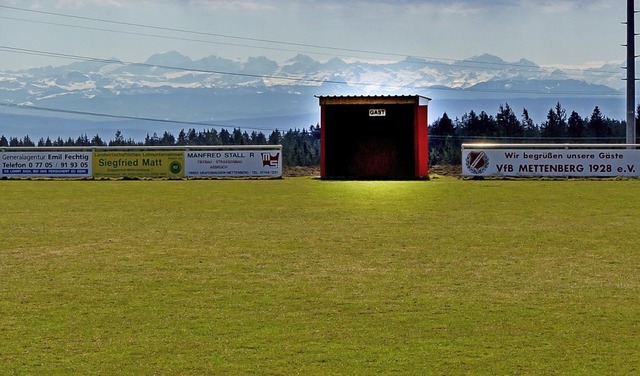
top-left (0, 4), bottom-right (421, 58)
top-left (0, 13), bottom-right (621, 79)
top-left (0, 45), bottom-right (365, 87)
top-left (0, 5), bottom-right (626, 130)
top-left (0, 102), bottom-right (278, 132)
top-left (0, 45), bottom-right (624, 96)
top-left (0, 4), bottom-right (622, 77)
top-left (0, 15), bottom-right (335, 60)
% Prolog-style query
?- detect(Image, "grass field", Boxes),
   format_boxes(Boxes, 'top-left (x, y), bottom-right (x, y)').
top-left (1, 176), bottom-right (640, 374)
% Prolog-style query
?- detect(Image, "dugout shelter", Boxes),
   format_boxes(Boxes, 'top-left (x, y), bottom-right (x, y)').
top-left (317, 95), bottom-right (430, 179)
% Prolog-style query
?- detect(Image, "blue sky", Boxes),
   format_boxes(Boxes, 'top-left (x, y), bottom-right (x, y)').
top-left (0, 0), bottom-right (628, 70)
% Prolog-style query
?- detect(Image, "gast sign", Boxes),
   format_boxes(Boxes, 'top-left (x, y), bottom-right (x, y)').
top-left (462, 144), bottom-right (640, 178)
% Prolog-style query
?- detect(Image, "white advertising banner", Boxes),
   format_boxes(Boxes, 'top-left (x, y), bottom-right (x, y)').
top-left (1, 151), bottom-right (92, 178)
top-left (462, 148), bottom-right (640, 177)
top-left (184, 149), bottom-right (282, 177)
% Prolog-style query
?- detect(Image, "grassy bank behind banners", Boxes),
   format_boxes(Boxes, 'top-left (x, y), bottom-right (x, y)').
top-left (1, 177), bottom-right (639, 374)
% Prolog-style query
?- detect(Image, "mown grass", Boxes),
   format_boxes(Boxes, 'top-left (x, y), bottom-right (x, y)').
top-left (1, 177), bottom-right (639, 374)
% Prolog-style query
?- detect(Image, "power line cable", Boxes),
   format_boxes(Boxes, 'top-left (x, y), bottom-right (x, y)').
top-left (0, 45), bottom-right (625, 96)
top-left (0, 4), bottom-right (623, 78)
top-left (0, 15), bottom-right (336, 60)
top-left (0, 6), bottom-right (628, 142)
top-left (0, 5), bottom-right (627, 127)
top-left (0, 13), bottom-right (621, 80)
top-left (0, 4), bottom-right (418, 58)
top-left (0, 102), bottom-right (278, 132)
top-left (0, 45), bottom-right (358, 86)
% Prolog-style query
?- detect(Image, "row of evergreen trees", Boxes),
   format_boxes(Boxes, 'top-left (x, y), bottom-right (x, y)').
top-left (2, 102), bottom-right (638, 166)
top-left (429, 103), bottom-right (638, 165)
top-left (0, 126), bottom-right (321, 167)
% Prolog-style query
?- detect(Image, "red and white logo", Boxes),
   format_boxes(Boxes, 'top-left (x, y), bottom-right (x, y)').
top-left (262, 152), bottom-right (280, 168)
top-left (465, 151), bottom-right (489, 174)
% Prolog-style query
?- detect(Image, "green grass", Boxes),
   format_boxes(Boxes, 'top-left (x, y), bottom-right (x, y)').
top-left (1, 177), bottom-right (640, 374)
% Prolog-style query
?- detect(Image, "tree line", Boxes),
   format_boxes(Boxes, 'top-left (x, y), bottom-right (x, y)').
top-left (429, 102), bottom-right (638, 165)
top-left (2, 102), bottom-right (638, 167)
top-left (0, 126), bottom-right (321, 167)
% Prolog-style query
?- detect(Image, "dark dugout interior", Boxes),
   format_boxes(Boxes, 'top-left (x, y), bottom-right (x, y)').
top-left (323, 104), bottom-right (415, 178)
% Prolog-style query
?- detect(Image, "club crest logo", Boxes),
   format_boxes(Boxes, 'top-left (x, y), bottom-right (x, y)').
top-left (465, 151), bottom-right (489, 174)
top-left (262, 152), bottom-right (280, 168)
top-left (169, 161), bottom-right (182, 174)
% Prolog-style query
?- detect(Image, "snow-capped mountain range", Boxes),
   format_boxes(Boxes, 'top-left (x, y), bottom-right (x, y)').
top-left (0, 51), bottom-right (627, 139)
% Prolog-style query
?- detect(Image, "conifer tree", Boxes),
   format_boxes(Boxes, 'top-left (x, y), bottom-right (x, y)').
top-left (567, 111), bottom-right (586, 139)
top-left (587, 106), bottom-right (610, 139)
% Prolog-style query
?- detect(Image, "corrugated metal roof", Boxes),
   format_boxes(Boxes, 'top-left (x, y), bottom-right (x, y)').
top-left (316, 94), bottom-right (431, 106)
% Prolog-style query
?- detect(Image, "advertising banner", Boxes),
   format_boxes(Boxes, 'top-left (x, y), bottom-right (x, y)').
top-left (1, 151), bottom-right (92, 177)
top-left (184, 149), bottom-right (282, 177)
top-left (93, 151), bottom-right (184, 178)
top-left (463, 148), bottom-right (640, 177)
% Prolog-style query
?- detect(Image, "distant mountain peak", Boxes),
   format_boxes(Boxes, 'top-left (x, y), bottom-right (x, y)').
top-left (516, 58), bottom-right (538, 67)
top-left (325, 56), bottom-right (346, 64)
top-left (145, 51), bottom-right (193, 66)
top-left (403, 56), bottom-right (428, 64)
top-left (285, 54), bottom-right (315, 64)
top-left (466, 53), bottom-right (506, 65)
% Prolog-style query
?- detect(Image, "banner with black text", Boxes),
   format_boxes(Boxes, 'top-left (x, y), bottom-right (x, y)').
top-left (184, 149), bottom-right (282, 177)
top-left (1, 151), bottom-right (92, 178)
top-left (463, 148), bottom-right (640, 177)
